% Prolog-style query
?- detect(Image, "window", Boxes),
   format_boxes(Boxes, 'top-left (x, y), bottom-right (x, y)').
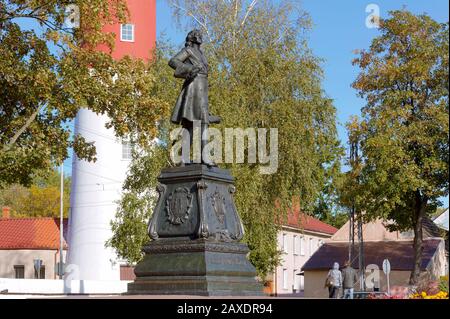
top-left (282, 233), bottom-right (288, 253)
top-left (300, 236), bottom-right (305, 255)
top-left (120, 24), bottom-right (134, 42)
top-left (293, 235), bottom-right (299, 255)
top-left (309, 238), bottom-right (314, 256)
top-left (122, 140), bottom-right (133, 160)
top-left (14, 265), bottom-right (24, 279)
top-left (34, 265), bottom-right (45, 279)
top-left (282, 269), bottom-right (288, 290)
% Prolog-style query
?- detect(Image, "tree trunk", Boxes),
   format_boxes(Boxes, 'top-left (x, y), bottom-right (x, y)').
top-left (409, 191), bottom-right (427, 285)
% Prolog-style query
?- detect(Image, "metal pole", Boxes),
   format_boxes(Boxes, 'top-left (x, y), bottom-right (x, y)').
top-left (358, 214), bottom-right (365, 291)
top-left (387, 273), bottom-right (390, 296)
top-left (59, 164), bottom-right (64, 279)
top-left (348, 209), bottom-right (352, 263)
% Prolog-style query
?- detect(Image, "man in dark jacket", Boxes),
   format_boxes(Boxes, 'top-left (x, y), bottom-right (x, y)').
top-left (342, 261), bottom-right (359, 299)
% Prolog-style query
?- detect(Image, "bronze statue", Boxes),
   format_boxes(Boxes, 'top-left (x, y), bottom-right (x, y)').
top-left (128, 29), bottom-right (263, 297)
top-left (169, 29), bottom-right (220, 164)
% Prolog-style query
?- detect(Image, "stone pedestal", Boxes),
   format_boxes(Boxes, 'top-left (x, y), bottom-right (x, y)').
top-left (127, 164), bottom-right (264, 296)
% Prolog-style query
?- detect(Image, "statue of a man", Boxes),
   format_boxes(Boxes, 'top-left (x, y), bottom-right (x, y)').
top-left (169, 29), bottom-right (220, 165)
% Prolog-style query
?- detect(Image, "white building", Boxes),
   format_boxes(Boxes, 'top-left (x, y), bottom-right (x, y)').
top-left (267, 205), bottom-right (338, 296)
top-left (67, 110), bottom-right (132, 280)
top-left (67, 0), bottom-right (156, 282)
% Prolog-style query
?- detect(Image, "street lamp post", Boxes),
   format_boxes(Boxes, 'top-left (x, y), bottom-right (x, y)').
top-left (59, 164), bottom-right (64, 279)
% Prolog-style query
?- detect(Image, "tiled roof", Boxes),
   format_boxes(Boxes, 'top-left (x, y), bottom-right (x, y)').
top-left (433, 208), bottom-right (449, 231)
top-left (422, 217), bottom-right (444, 238)
top-left (281, 197), bottom-right (338, 235)
top-left (0, 218), bottom-right (68, 250)
top-left (275, 196), bottom-right (338, 235)
top-left (302, 239), bottom-right (442, 271)
top-left (286, 214), bottom-right (338, 235)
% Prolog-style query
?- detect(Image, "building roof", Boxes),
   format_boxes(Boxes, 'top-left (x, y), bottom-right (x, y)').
top-left (331, 216), bottom-right (445, 242)
top-left (302, 238), bottom-right (442, 271)
top-left (422, 217), bottom-right (445, 238)
top-left (331, 218), bottom-right (400, 242)
top-left (285, 213), bottom-right (338, 235)
top-left (433, 208), bottom-right (449, 231)
top-left (281, 198), bottom-right (338, 235)
top-left (0, 218), bottom-right (68, 250)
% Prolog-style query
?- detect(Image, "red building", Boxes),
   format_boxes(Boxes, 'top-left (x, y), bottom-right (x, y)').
top-left (96, 0), bottom-right (156, 60)
top-left (0, 213), bottom-right (68, 280)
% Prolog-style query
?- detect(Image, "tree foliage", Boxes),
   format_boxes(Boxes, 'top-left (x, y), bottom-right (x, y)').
top-left (348, 10), bottom-right (449, 284)
top-left (0, 168), bottom-right (71, 217)
top-left (109, 0), bottom-right (342, 278)
top-left (0, 0), bottom-right (169, 187)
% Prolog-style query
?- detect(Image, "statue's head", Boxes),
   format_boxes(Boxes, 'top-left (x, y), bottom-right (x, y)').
top-left (185, 29), bottom-right (203, 46)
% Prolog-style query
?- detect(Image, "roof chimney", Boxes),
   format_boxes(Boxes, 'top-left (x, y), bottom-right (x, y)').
top-left (2, 207), bottom-right (11, 219)
top-left (292, 196), bottom-right (301, 213)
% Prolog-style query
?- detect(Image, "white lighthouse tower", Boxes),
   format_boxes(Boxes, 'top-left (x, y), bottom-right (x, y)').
top-left (67, 0), bottom-right (156, 281)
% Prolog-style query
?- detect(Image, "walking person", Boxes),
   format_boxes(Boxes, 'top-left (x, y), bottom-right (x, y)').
top-left (325, 262), bottom-right (342, 298)
top-left (342, 260), bottom-right (359, 299)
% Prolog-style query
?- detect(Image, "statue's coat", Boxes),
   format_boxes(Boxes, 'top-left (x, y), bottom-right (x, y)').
top-left (169, 47), bottom-right (209, 124)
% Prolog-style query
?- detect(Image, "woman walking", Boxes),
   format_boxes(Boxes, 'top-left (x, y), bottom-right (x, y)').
top-left (325, 262), bottom-right (342, 298)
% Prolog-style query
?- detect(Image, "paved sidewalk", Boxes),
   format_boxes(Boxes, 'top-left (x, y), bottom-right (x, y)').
top-left (1, 293), bottom-right (308, 299)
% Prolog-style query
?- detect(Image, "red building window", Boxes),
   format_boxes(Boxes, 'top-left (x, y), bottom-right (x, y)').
top-left (120, 24), bottom-right (135, 42)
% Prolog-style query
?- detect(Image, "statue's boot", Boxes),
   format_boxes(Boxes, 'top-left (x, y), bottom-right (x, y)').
top-left (208, 114), bottom-right (221, 124)
top-left (202, 157), bottom-right (216, 167)
top-left (201, 129), bottom-right (216, 167)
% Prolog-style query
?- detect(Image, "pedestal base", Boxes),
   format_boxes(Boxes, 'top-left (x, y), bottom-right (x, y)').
top-left (127, 239), bottom-right (264, 296)
top-left (127, 165), bottom-right (264, 296)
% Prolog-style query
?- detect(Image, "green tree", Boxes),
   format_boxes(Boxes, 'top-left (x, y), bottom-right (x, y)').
top-left (336, 116), bottom-right (366, 228)
top-left (314, 157), bottom-right (347, 229)
top-left (0, 168), bottom-right (71, 217)
top-left (350, 10), bottom-right (448, 284)
top-left (0, 0), bottom-right (169, 187)
top-left (313, 193), bottom-right (348, 229)
top-left (109, 0), bottom-right (342, 278)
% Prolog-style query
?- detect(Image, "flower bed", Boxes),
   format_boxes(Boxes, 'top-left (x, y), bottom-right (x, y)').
top-left (410, 291), bottom-right (448, 299)
top-left (410, 276), bottom-right (449, 299)
top-left (366, 278), bottom-right (449, 299)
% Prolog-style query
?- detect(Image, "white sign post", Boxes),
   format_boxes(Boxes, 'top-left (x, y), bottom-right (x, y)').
top-left (382, 259), bottom-right (391, 295)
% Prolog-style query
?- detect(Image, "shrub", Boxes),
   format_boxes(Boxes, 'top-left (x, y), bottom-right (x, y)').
top-left (438, 276), bottom-right (448, 294)
top-left (410, 291), bottom-right (448, 299)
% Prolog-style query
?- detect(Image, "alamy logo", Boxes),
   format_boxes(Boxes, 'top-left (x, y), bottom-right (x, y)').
top-left (65, 4), bottom-right (80, 29)
top-left (63, 263), bottom-right (79, 292)
top-left (365, 264), bottom-right (381, 289)
top-left (170, 121), bottom-right (279, 174)
top-left (365, 4), bottom-right (380, 29)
